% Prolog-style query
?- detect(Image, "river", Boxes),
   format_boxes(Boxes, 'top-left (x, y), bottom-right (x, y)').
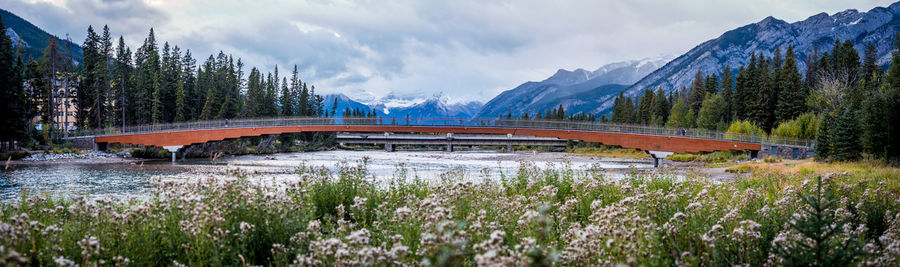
top-left (0, 150), bottom-right (653, 201)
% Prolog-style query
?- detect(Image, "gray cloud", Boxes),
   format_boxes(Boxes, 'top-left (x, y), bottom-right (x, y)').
top-left (1, 0), bottom-right (896, 103)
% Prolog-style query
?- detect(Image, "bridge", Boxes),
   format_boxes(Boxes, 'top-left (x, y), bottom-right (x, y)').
top-left (66, 117), bottom-right (813, 166)
top-left (336, 133), bottom-right (569, 152)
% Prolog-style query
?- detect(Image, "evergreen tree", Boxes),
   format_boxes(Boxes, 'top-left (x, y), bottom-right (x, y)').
top-left (815, 113), bottom-right (835, 159)
top-left (687, 70), bottom-right (705, 113)
top-left (720, 66), bottom-right (734, 121)
top-left (861, 33), bottom-right (900, 161)
top-left (99, 26), bottom-right (113, 127)
top-left (829, 105), bottom-right (861, 161)
top-left (733, 65), bottom-right (749, 120)
top-left (750, 53), bottom-right (777, 131)
top-left (704, 73), bottom-right (718, 95)
top-left (113, 36), bottom-right (132, 128)
top-left (637, 88), bottom-right (654, 125)
top-left (651, 88), bottom-right (669, 126)
top-left (0, 14), bottom-right (28, 141)
top-left (280, 77), bottom-right (291, 116)
top-left (777, 45), bottom-right (805, 122)
top-left (77, 26), bottom-right (100, 128)
top-left (622, 97), bottom-right (635, 124)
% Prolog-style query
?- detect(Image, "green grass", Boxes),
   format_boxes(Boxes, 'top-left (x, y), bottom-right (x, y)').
top-left (0, 159), bottom-right (898, 265)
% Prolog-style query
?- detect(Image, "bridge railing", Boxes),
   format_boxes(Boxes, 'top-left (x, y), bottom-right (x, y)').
top-left (69, 117), bottom-right (813, 148)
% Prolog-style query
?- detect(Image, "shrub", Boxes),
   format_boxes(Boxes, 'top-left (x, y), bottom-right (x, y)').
top-left (669, 153), bottom-right (700, 162)
top-left (772, 113), bottom-right (819, 140)
top-left (726, 120), bottom-right (767, 138)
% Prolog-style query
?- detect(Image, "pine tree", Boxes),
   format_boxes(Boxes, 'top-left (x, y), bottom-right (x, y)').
top-left (704, 74), bottom-right (718, 95)
top-left (750, 53), bottom-right (777, 131)
top-left (733, 65), bottom-right (749, 120)
top-left (861, 33), bottom-right (900, 161)
top-left (720, 66), bottom-right (734, 121)
top-left (829, 105), bottom-right (862, 161)
top-left (622, 97), bottom-right (635, 124)
top-left (687, 70), bottom-right (705, 113)
top-left (651, 88), bottom-right (669, 125)
top-left (637, 88), bottom-right (654, 125)
top-left (113, 36), bottom-right (132, 127)
top-left (0, 14), bottom-right (27, 141)
top-left (174, 79), bottom-right (186, 122)
top-left (777, 45), bottom-right (805, 122)
top-left (280, 76), bottom-right (292, 116)
top-left (99, 25), bottom-right (113, 127)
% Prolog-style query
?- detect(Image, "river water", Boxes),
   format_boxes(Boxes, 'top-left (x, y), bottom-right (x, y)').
top-left (0, 150), bottom-right (652, 200)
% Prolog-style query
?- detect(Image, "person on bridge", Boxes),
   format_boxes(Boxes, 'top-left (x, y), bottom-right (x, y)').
top-left (225, 119), bottom-right (229, 127)
top-left (681, 128), bottom-right (686, 136)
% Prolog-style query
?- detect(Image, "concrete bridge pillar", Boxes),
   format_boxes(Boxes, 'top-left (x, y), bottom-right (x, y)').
top-left (384, 132), bottom-right (395, 152)
top-left (93, 142), bottom-right (108, 152)
top-left (646, 151), bottom-right (674, 168)
top-left (446, 133), bottom-right (454, 152)
top-left (163, 145), bottom-right (184, 163)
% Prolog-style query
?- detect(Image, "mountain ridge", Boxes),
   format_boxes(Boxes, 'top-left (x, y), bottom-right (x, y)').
top-left (616, 2), bottom-right (900, 115)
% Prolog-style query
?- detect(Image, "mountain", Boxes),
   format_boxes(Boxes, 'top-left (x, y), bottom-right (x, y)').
top-left (1, 8), bottom-right (83, 62)
top-left (474, 57), bottom-right (670, 118)
top-left (615, 2), bottom-right (900, 114)
top-left (324, 94), bottom-right (373, 117)
top-left (325, 93), bottom-right (483, 119)
top-left (382, 96), bottom-right (483, 119)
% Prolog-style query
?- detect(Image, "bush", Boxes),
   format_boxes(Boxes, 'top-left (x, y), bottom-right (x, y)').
top-left (772, 113), bottom-right (819, 139)
top-left (669, 153), bottom-right (700, 162)
top-left (726, 120), bottom-right (767, 138)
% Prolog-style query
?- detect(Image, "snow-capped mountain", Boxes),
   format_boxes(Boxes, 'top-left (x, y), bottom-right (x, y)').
top-left (325, 93), bottom-right (483, 119)
top-left (611, 2), bottom-right (900, 115)
top-left (382, 96), bottom-right (483, 119)
top-left (473, 57), bottom-right (671, 118)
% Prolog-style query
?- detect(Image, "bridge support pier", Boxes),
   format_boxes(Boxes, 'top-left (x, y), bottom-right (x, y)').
top-left (506, 144), bottom-right (513, 152)
top-left (446, 133), bottom-right (454, 152)
top-left (646, 151), bottom-right (674, 168)
top-left (93, 142), bottom-right (108, 152)
top-left (163, 145), bottom-right (184, 163)
top-left (385, 143), bottom-right (395, 152)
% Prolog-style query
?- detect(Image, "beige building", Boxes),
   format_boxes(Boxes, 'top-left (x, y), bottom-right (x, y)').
top-left (32, 86), bottom-right (77, 132)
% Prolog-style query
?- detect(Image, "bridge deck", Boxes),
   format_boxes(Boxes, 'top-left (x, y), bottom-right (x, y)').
top-left (69, 118), bottom-right (812, 154)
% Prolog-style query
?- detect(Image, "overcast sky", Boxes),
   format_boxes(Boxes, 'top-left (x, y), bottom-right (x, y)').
top-left (2, 0), bottom-right (896, 103)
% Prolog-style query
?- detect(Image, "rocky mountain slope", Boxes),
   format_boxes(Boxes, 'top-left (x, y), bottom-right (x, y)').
top-left (1, 8), bottom-right (82, 62)
top-left (612, 2), bottom-right (900, 115)
top-left (473, 57), bottom-right (669, 118)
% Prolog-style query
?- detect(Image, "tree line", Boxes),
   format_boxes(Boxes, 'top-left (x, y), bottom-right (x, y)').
top-left (608, 38), bottom-right (899, 162)
top-left (0, 19), bottom-right (331, 145)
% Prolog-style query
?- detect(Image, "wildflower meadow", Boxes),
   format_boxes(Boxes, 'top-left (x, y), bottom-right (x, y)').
top-left (1, 160), bottom-right (899, 266)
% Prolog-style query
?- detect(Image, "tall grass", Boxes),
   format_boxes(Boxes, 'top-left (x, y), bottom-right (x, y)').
top-left (1, 160), bottom-right (898, 265)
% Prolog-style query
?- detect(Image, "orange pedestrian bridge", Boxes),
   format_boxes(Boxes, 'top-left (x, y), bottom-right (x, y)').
top-left (66, 117), bottom-right (813, 166)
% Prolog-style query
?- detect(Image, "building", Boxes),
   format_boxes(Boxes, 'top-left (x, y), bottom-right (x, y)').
top-left (31, 84), bottom-right (77, 132)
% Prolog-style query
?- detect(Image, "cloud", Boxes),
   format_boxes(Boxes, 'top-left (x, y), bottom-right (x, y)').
top-left (2, 0), bottom-right (896, 103)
